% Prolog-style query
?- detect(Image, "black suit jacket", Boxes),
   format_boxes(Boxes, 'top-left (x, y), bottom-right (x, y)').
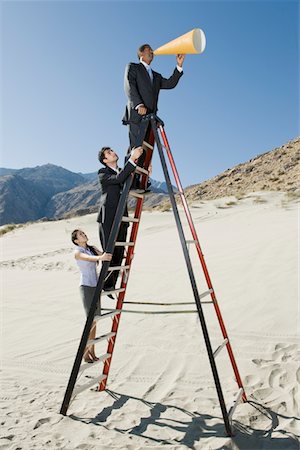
top-left (97, 162), bottom-right (135, 232)
top-left (122, 63), bottom-right (183, 125)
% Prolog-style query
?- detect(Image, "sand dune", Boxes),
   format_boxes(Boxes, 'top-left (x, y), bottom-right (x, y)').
top-left (1, 191), bottom-right (299, 449)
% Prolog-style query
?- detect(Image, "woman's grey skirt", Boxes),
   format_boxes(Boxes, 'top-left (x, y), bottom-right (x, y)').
top-left (79, 285), bottom-right (101, 317)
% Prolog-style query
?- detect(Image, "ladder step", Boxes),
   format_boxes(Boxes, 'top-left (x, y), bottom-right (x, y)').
top-left (87, 331), bottom-right (116, 346)
top-left (213, 338), bottom-right (228, 358)
top-left (135, 166), bottom-right (149, 175)
top-left (129, 191), bottom-right (144, 199)
top-left (107, 265), bottom-right (130, 272)
top-left (115, 241), bottom-right (135, 246)
top-left (73, 374), bottom-right (107, 397)
top-left (122, 216), bottom-right (139, 223)
top-left (101, 287), bottom-right (125, 296)
top-left (199, 288), bottom-right (214, 300)
top-left (79, 353), bottom-right (111, 373)
top-left (94, 310), bottom-right (121, 321)
top-left (143, 141), bottom-right (154, 150)
top-left (228, 388), bottom-right (244, 421)
top-left (186, 240), bottom-right (198, 245)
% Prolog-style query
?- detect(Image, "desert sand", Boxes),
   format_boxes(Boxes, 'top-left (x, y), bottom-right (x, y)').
top-left (1, 191), bottom-right (299, 450)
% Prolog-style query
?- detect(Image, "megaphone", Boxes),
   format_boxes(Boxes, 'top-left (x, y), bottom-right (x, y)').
top-left (154, 28), bottom-right (206, 55)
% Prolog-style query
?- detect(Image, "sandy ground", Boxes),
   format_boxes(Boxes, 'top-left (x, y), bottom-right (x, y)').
top-left (0, 191), bottom-right (299, 450)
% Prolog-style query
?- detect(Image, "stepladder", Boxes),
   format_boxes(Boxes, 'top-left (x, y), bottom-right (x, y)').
top-left (60, 114), bottom-right (246, 436)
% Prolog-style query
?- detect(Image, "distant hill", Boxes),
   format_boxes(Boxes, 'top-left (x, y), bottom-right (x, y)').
top-left (17, 164), bottom-right (85, 197)
top-left (0, 164), bottom-right (169, 225)
top-left (0, 168), bottom-right (18, 176)
top-left (0, 137), bottom-right (299, 225)
top-left (0, 175), bottom-right (47, 224)
top-left (155, 136), bottom-right (300, 210)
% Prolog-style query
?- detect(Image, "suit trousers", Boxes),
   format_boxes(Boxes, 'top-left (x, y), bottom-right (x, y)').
top-left (128, 120), bottom-right (150, 150)
top-left (126, 121), bottom-right (151, 188)
top-left (98, 221), bottom-right (128, 289)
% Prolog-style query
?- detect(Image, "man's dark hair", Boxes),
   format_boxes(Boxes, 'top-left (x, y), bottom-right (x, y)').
top-left (98, 146), bottom-right (111, 165)
top-left (137, 44), bottom-right (151, 59)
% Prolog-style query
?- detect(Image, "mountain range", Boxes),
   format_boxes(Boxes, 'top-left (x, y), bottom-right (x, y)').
top-left (0, 164), bottom-right (170, 225)
top-left (0, 136), bottom-right (299, 226)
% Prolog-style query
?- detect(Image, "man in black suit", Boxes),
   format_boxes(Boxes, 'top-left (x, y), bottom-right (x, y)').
top-left (97, 146), bottom-right (143, 291)
top-left (122, 44), bottom-right (185, 188)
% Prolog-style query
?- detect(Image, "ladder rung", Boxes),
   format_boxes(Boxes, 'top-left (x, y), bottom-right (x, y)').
top-left (79, 353), bottom-right (111, 373)
top-left (135, 166), bottom-right (149, 175)
top-left (115, 241), bottom-right (135, 246)
top-left (129, 191), bottom-right (144, 199)
top-left (122, 216), bottom-right (139, 223)
top-left (143, 141), bottom-right (154, 150)
top-left (94, 310), bottom-right (121, 321)
top-left (186, 240), bottom-right (198, 245)
top-left (228, 388), bottom-right (244, 421)
top-left (199, 288), bottom-right (214, 300)
top-left (73, 374), bottom-right (107, 397)
top-left (213, 338), bottom-right (228, 358)
top-left (101, 287), bottom-right (125, 296)
top-left (107, 265), bottom-right (130, 272)
top-left (87, 331), bottom-right (116, 346)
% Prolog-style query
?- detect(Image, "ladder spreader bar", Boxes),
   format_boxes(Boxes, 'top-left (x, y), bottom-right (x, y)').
top-left (228, 388), bottom-right (244, 421)
top-left (79, 353), bottom-right (111, 373)
top-left (73, 375), bottom-right (107, 397)
top-left (87, 331), bottom-right (116, 346)
top-left (122, 216), bottom-right (139, 223)
top-left (102, 308), bottom-right (198, 314)
top-left (213, 338), bottom-right (229, 358)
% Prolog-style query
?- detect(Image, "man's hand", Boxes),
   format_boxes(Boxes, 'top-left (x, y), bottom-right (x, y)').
top-left (130, 146), bottom-right (144, 162)
top-left (148, 163), bottom-right (153, 176)
top-left (137, 105), bottom-right (147, 115)
top-left (176, 54), bottom-right (186, 67)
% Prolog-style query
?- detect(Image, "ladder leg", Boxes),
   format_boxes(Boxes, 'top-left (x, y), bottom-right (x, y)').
top-left (150, 119), bottom-right (232, 437)
top-left (158, 124), bottom-right (247, 403)
top-left (60, 175), bottom-right (133, 415)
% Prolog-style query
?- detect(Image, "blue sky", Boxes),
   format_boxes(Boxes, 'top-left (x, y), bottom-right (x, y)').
top-left (1, 0), bottom-right (299, 187)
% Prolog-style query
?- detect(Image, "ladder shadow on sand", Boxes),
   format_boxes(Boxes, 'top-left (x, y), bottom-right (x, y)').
top-left (70, 393), bottom-right (299, 449)
top-left (231, 400), bottom-right (300, 450)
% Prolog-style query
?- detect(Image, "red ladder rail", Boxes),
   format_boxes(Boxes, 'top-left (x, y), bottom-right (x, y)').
top-left (99, 132), bottom-right (155, 391)
top-left (158, 124), bottom-right (247, 402)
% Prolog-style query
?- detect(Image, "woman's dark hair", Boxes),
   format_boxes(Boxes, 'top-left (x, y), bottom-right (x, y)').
top-left (71, 229), bottom-right (98, 256)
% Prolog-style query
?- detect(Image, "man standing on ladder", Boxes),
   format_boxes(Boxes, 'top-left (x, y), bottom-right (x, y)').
top-left (122, 44), bottom-right (185, 189)
top-left (97, 146), bottom-right (143, 293)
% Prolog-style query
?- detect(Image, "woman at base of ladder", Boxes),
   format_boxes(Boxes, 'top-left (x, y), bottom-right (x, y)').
top-left (71, 229), bottom-right (112, 363)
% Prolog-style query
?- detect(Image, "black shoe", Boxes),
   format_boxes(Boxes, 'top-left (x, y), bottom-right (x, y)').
top-left (103, 286), bottom-right (115, 298)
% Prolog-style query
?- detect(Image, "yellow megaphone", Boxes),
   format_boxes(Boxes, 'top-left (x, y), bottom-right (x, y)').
top-left (154, 28), bottom-right (206, 55)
